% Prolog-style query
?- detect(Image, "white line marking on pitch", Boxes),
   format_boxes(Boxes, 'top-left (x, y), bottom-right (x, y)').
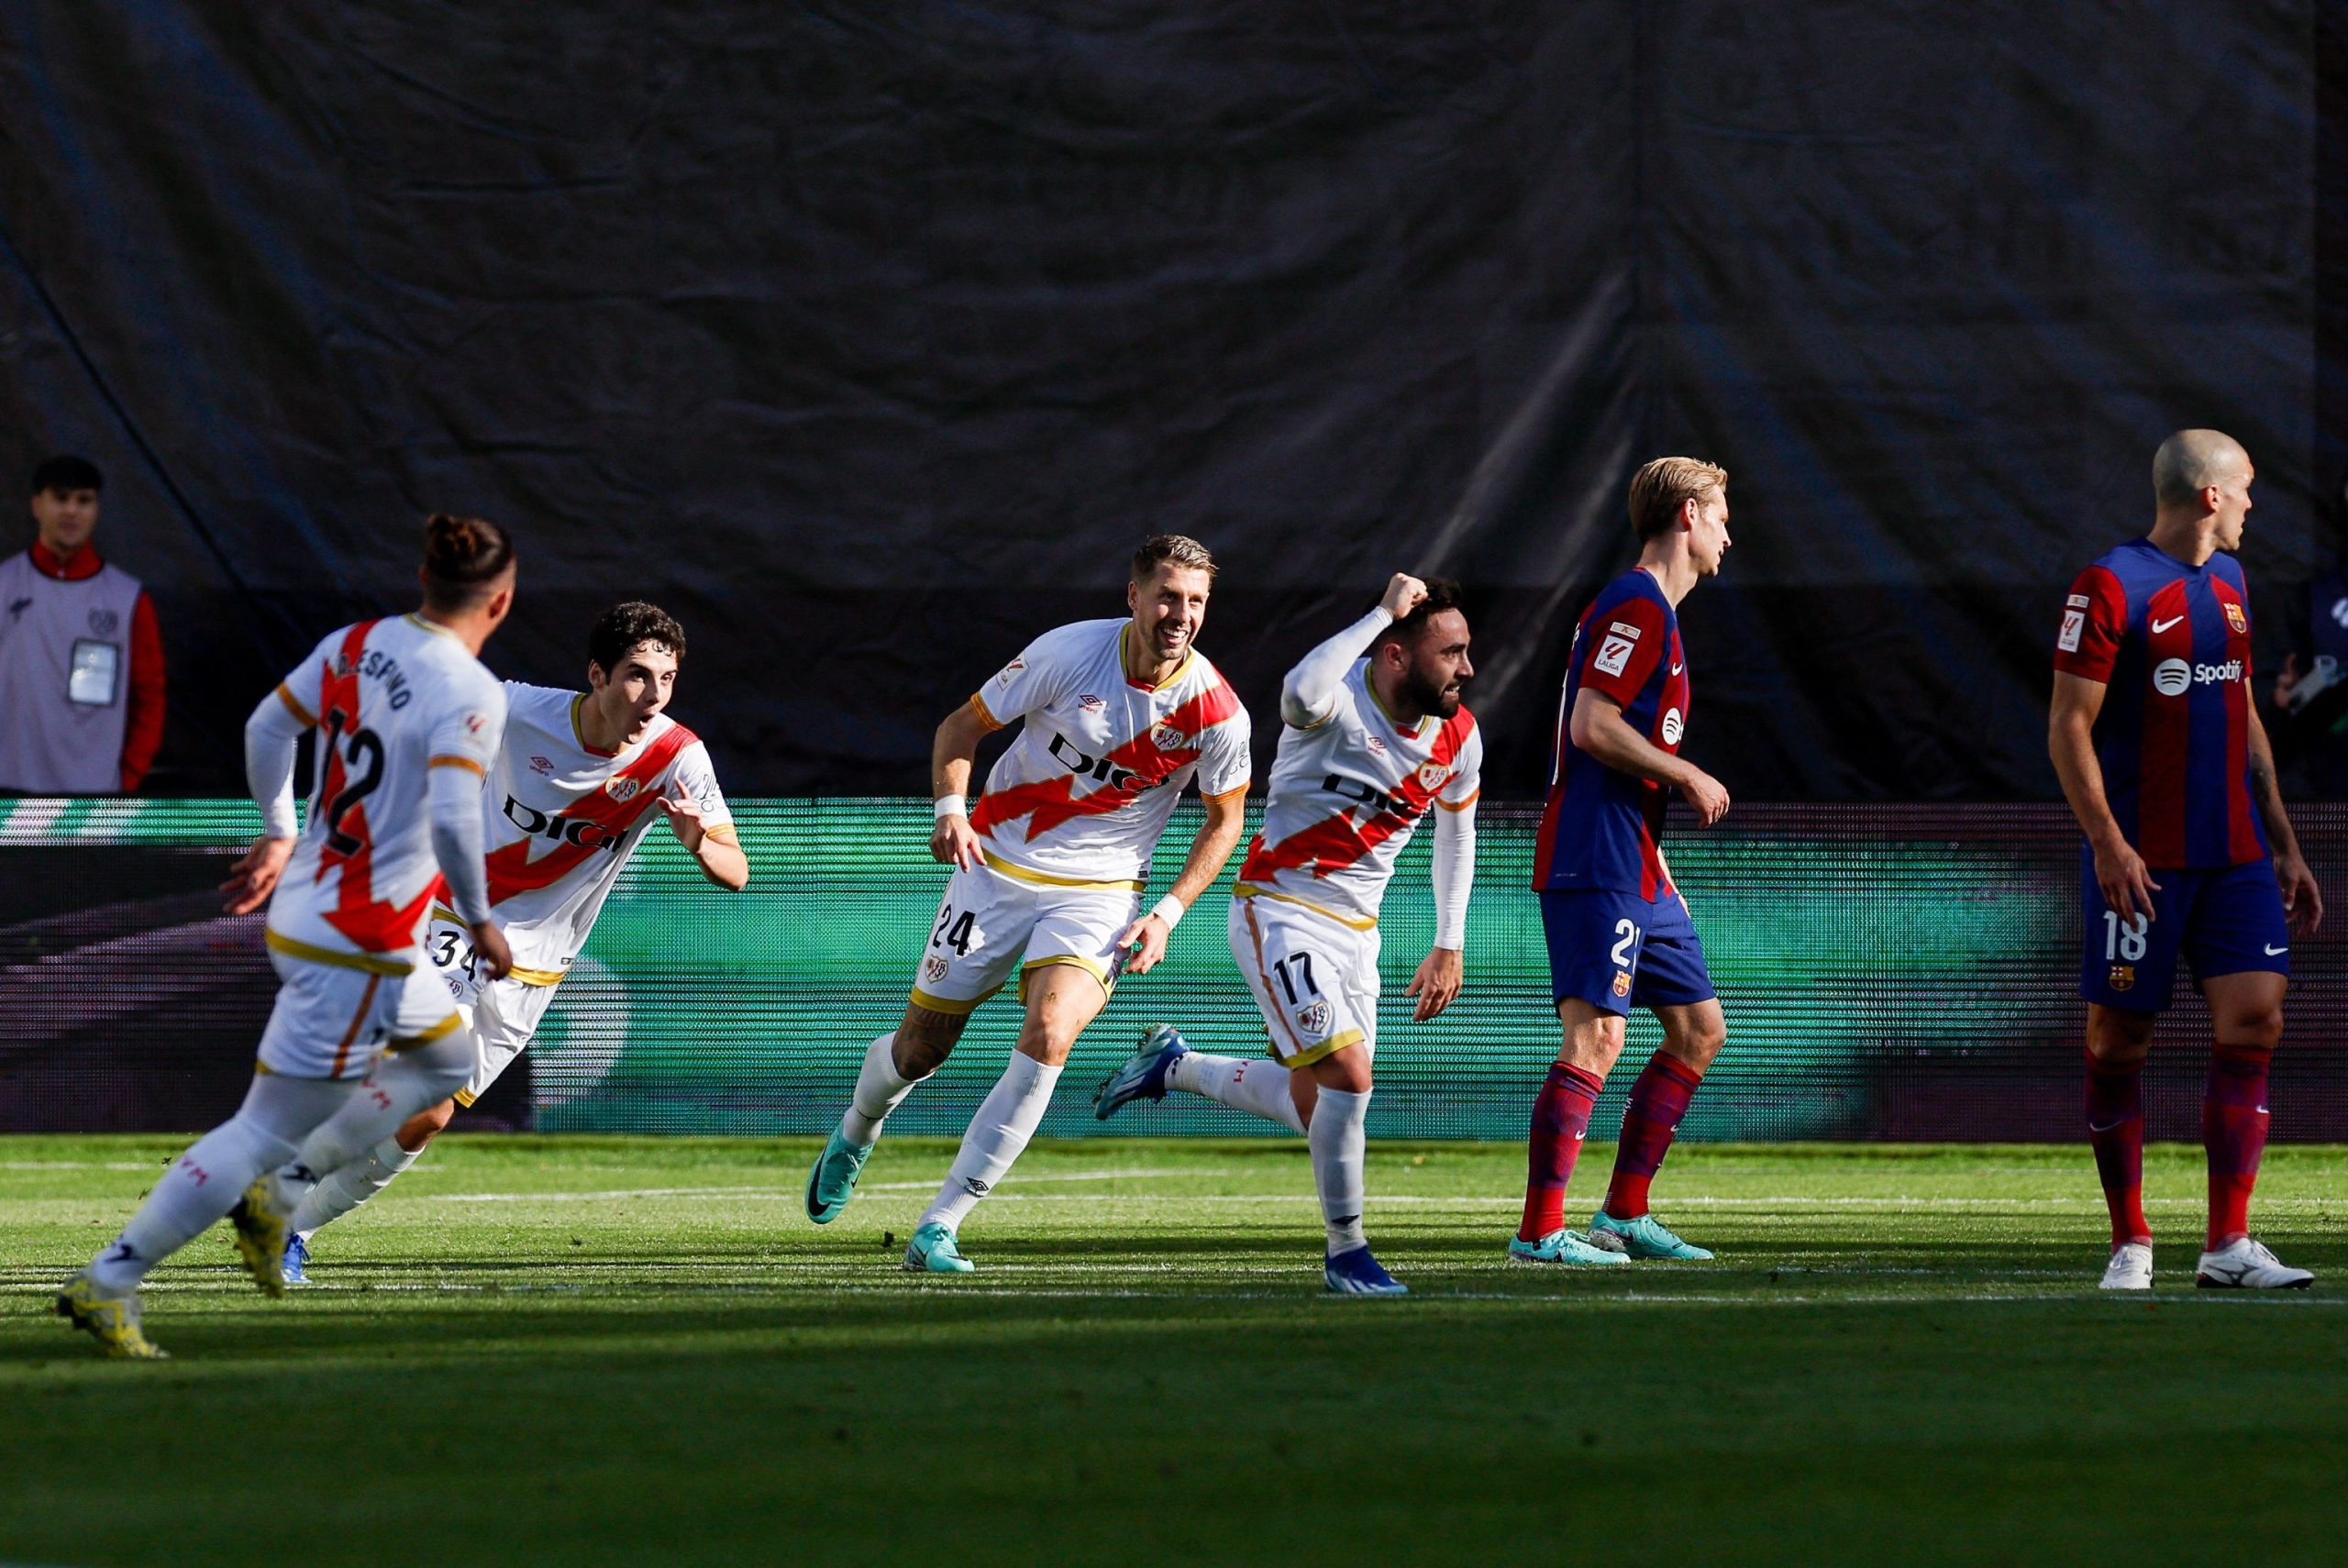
top-left (420, 1168), bottom-right (1226, 1203)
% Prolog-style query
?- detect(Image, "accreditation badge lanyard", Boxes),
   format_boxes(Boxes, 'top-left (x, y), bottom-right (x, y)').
top-left (68, 638), bottom-right (121, 706)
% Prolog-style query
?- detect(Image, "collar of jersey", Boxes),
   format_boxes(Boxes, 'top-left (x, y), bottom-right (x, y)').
top-left (569, 693), bottom-right (626, 758)
top-left (1120, 623), bottom-right (1196, 692)
top-left (404, 612), bottom-right (464, 642)
top-left (2136, 535), bottom-right (2212, 575)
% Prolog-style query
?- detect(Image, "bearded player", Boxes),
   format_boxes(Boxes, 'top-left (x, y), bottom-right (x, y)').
top-left (1091, 573), bottom-right (1480, 1296)
top-left (279, 602), bottom-right (748, 1279)
top-left (803, 535), bottom-right (1252, 1273)
top-left (2051, 429), bottom-right (2321, 1291)
top-left (1513, 457), bottom-right (1733, 1268)
top-left (56, 514), bottom-right (516, 1357)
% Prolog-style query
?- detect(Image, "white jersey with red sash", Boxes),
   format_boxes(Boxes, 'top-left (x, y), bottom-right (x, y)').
top-left (968, 619), bottom-right (1251, 888)
top-left (264, 615), bottom-right (505, 971)
top-left (466, 682), bottom-right (733, 985)
top-left (1237, 658), bottom-right (1481, 929)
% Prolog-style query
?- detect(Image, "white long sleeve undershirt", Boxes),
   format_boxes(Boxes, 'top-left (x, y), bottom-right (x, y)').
top-left (429, 763), bottom-right (493, 925)
top-left (244, 691), bottom-right (305, 840)
top-left (1431, 797), bottom-right (1476, 950)
top-left (1279, 607), bottom-right (1393, 729)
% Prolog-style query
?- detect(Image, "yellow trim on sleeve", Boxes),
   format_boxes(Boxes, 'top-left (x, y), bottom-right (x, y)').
top-left (428, 754), bottom-right (486, 776)
top-left (703, 823), bottom-right (738, 845)
top-left (451, 1085), bottom-right (480, 1109)
top-left (275, 682), bottom-right (316, 726)
top-left (968, 691), bottom-right (1005, 732)
top-left (385, 1010), bottom-right (467, 1051)
top-left (1232, 882), bottom-right (1378, 931)
top-left (1269, 1027), bottom-right (1368, 1069)
top-left (264, 928), bottom-right (415, 976)
top-left (980, 849), bottom-right (1146, 893)
top-left (1436, 788), bottom-right (1481, 812)
top-left (1200, 784), bottom-right (1249, 804)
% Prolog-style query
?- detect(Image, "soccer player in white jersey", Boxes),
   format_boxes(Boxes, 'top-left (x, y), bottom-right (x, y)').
top-left (1091, 574), bottom-right (1479, 1295)
top-left (278, 602), bottom-right (748, 1278)
top-left (803, 535), bottom-right (1253, 1273)
top-left (55, 514), bottom-right (518, 1358)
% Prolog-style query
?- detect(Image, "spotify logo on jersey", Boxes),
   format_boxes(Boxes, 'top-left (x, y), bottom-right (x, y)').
top-left (2152, 658), bottom-right (2192, 697)
top-left (1661, 708), bottom-right (1685, 745)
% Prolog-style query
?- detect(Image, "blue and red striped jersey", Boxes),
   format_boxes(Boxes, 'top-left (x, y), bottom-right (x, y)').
top-left (1533, 568), bottom-right (1691, 899)
top-left (2054, 536), bottom-right (2265, 869)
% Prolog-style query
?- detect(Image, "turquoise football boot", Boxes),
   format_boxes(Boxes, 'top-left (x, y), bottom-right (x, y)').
top-left (803, 1128), bottom-right (875, 1225)
top-left (1506, 1229), bottom-right (1630, 1266)
top-left (1091, 1022), bottom-right (1191, 1120)
top-left (903, 1220), bottom-right (975, 1275)
top-left (1588, 1210), bottom-right (1715, 1260)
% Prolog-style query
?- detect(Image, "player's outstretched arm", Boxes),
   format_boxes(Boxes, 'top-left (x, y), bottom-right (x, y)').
top-left (1117, 786), bottom-right (1248, 975)
top-left (1279, 574), bottom-right (1426, 728)
top-left (222, 684), bottom-right (310, 913)
top-left (929, 699), bottom-right (994, 869)
top-left (1568, 689), bottom-right (1730, 825)
top-left (2050, 670), bottom-right (2160, 925)
top-left (2245, 700), bottom-right (2322, 935)
top-left (658, 794), bottom-right (749, 890)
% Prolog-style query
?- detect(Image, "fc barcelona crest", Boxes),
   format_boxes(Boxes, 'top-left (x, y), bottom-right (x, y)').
top-left (1612, 971), bottom-right (1632, 998)
top-left (2224, 601), bottom-right (2248, 635)
top-left (1294, 999), bottom-right (1333, 1036)
top-left (2108, 964), bottom-right (2135, 993)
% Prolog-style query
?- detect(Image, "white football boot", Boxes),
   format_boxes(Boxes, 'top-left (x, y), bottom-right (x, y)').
top-left (2099, 1242), bottom-right (2153, 1291)
top-left (2194, 1236), bottom-right (2314, 1290)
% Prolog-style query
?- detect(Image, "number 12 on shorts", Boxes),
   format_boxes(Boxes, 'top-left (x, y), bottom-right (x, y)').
top-left (2103, 911), bottom-right (2148, 962)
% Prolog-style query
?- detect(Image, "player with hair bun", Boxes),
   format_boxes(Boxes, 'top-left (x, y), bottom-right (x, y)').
top-left (57, 513), bottom-right (517, 1356)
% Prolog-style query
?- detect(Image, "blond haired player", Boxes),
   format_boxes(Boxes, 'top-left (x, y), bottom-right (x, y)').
top-left (56, 514), bottom-right (517, 1358)
top-left (279, 602), bottom-right (748, 1277)
top-left (1092, 573), bottom-right (1480, 1294)
top-left (804, 535), bottom-right (1252, 1273)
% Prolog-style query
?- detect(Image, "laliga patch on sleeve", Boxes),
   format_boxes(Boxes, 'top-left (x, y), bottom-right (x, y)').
top-left (2057, 610), bottom-right (2084, 653)
top-left (1593, 633), bottom-right (1637, 678)
top-left (2066, 593), bottom-right (2090, 609)
top-left (994, 658), bottom-right (1025, 687)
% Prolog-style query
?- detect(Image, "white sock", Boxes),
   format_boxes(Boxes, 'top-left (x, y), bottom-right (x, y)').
top-left (87, 1073), bottom-right (352, 1290)
top-left (281, 1033), bottom-right (472, 1196)
top-left (1166, 1051), bottom-right (1305, 1134)
top-left (290, 1136), bottom-right (424, 1238)
top-left (919, 1051), bottom-right (1061, 1232)
top-left (842, 1032), bottom-right (922, 1145)
top-left (1310, 1087), bottom-right (1370, 1254)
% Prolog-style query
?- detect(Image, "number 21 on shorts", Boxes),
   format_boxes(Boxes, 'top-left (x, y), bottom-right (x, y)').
top-left (2102, 911), bottom-right (2148, 962)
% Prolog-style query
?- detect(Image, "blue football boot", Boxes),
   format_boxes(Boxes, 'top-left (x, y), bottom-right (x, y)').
top-left (1324, 1244), bottom-right (1409, 1297)
top-left (1091, 1022), bottom-right (1191, 1121)
top-left (282, 1231), bottom-right (310, 1286)
top-left (803, 1127), bottom-right (875, 1225)
top-left (903, 1220), bottom-right (975, 1275)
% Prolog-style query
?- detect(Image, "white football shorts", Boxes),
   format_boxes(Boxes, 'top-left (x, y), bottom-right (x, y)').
top-left (1228, 892), bottom-right (1381, 1067)
top-left (425, 915), bottom-right (562, 1108)
top-left (255, 949), bottom-right (465, 1082)
top-left (908, 856), bottom-right (1140, 1014)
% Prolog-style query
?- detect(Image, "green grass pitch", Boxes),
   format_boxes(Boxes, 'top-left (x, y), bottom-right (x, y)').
top-left (5, 1134), bottom-right (2346, 1566)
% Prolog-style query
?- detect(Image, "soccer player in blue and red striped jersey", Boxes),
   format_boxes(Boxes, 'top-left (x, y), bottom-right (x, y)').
top-left (2051, 429), bottom-right (2322, 1292)
top-left (1511, 457), bottom-right (1734, 1268)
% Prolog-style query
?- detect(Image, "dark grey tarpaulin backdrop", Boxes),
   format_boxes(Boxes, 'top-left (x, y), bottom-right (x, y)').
top-left (1, 4), bottom-right (2340, 797)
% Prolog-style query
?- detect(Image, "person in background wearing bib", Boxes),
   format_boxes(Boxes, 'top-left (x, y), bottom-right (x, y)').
top-left (0, 454), bottom-right (166, 793)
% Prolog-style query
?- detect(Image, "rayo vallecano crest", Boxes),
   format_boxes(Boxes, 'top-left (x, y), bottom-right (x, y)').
top-left (604, 776), bottom-right (644, 802)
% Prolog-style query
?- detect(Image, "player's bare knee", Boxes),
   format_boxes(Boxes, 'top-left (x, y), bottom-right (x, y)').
top-left (1309, 1043), bottom-right (1373, 1095)
top-left (2218, 1004), bottom-right (2285, 1050)
top-left (2086, 1005), bottom-right (2156, 1066)
top-left (893, 1004), bottom-right (966, 1077)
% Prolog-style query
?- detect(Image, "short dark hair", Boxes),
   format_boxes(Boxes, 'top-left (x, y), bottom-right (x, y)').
top-left (32, 455), bottom-right (102, 495)
top-left (1372, 578), bottom-right (1467, 652)
top-left (1131, 534), bottom-right (1217, 581)
top-left (588, 601), bottom-right (687, 675)
top-left (420, 513), bottom-right (515, 610)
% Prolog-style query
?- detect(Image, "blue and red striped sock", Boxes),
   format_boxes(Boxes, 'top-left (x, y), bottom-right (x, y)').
top-left (2086, 1049), bottom-right (2150, 1248)
top-left (1604, 1052), bottom-right (1704, 1220)
top-left (1518, 1063), bottom-right (1604, 1242)
top-left (2203, 1042), bottom-right (2272, 1250)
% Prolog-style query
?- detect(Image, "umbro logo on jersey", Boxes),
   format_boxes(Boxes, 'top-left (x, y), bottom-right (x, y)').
top-left (529, 755), bottom-right (555, 775)
top-left (2150, 615), bottom-right (2186, 634)
top-left (1078, 693), bottom-right (1105, 712)
top-left (1367, 736), bottom-right (1387, 754)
